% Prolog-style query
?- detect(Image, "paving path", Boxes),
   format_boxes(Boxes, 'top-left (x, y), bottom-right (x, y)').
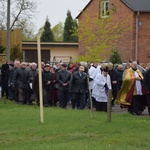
top-left (111, 104), bottom-right (149, 116)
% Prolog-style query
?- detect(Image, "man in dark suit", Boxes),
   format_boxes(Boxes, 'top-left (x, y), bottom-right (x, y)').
top-left (42, 63), bottom-right (54, 107)
top-left (57, 63), bottom-right (71, 108)
top-left (13, 62), bottom-right (30, 104)
top-left (69, 66), bottom-right (88, 109)
top-left (1, 60), bottom-right (13, 98)
top-left (143, 65), bottom-right (150, 116)
top-left (107, 62), bottom-right (118, 106)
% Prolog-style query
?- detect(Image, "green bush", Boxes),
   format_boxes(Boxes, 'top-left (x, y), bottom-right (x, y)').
top-left (10, 44), bottom-right (22, 61)
top-left (109, 48), bottom-right (122, 64)
top-left (0, 44), bottom-right (5, 53)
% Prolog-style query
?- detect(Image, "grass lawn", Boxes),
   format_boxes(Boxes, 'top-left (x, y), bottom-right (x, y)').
top-left (0, 98), bottom-right (150, 150)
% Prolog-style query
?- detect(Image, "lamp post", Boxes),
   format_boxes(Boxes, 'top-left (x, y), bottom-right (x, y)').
top-left (6, 0), bottom-right (10, 61)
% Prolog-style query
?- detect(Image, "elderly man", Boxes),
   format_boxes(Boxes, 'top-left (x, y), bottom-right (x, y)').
top-left (116, 64), bottom-right (123, 94)
top-left (116, 61), bottom-right (145, 115)
top-left (42, 63), bottom-right (53, 107)
top-left (107, 62), bottom-right (118, 107)
top-left (28, 62), bottom-right (38, 104)
top-left (13, 62), bottom-right (30, 104)
top-left (11, 60), bottom-right (21, 102)
top-left (57, 63), bottom-right (71, 108)
top-left (69, 66), bottom-right (88, 109)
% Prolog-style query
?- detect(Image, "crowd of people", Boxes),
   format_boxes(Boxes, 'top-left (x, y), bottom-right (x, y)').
top-left (0, 59), bottom-right (150, 116)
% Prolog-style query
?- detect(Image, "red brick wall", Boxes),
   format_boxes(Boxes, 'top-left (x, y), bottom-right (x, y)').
top-left (78, 0), bottom-right (150, 64)
top-left (78, 0), bottom-right (100, 55)
top-left (138, 12), bottom-right (150, 64)
top-left (110, 0), bottom-right (134, 62)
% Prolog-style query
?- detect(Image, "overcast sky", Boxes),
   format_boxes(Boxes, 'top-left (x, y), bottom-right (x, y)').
top-left (33, 0), bottom-right (90, 32)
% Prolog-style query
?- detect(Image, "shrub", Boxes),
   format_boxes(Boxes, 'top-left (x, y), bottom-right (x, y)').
top-left (10, 44), bottom-right (22, 61)
top-left (109, 48), bottom-right (122, 64)
top-left (0, 44), bottom-right (5, 53)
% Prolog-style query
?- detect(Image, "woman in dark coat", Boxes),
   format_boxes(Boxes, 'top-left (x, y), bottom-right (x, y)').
top-left (32, 73), bottom-right (39, 105)
top-left (49, 67), bottom-right (59, 106)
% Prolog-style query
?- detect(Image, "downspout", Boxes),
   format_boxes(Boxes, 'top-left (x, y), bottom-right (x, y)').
top-left (135, 11), bottom-right (139, 62)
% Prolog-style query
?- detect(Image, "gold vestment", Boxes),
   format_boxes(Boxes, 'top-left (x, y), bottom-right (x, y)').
top-left (115, 68), bottom-right (143, 106)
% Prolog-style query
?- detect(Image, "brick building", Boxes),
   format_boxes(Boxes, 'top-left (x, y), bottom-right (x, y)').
top-left (77, 0), bottom-right (150, 64)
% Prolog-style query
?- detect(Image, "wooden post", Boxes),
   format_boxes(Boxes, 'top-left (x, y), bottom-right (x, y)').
top-left (37, 35), bottom-right (44, 123)
top-left (107, 89), bottom-right (112, 122)
top-left (87, 74), bottom-right (93, 118)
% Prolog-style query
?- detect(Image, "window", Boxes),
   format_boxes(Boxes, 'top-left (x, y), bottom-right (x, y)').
top-left (100, 0), bottom-right (110, 18)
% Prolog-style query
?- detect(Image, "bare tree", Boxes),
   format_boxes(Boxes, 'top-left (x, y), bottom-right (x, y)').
top-left (0, 0), bottom-right (37, 37)
top-left (0, 0), bottom-right (7, 29)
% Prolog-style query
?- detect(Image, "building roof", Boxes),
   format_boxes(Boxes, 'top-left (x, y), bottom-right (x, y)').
top-left (76, 0), bottom-right (150, 19)
top-left (76, 0), bottom-right (92, 19)
top-left (121, 0), bottom-right (150, 12)
top-left (22, 41), bottom-right (78, 49)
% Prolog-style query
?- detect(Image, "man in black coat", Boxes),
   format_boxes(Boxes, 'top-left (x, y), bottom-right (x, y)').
top-left (69, 66), bottom-right (88, 109)
top-left (42, 63), bottom-right (53, 107)
top-left (28, 62), bottom-right (38, 104)
top-left (13, 62), bottom-right (30, 104)
top-left (7, 64), bottom-right (14, 100)
top-left (116, 64), bottom-right (123, 94)
top-left (57, 63), bottom-right (71, 108)
top-left (143, 66), bottom-right (150, 116)
top-left (11, 60), bottom-right (21, 102)
top-left (1, 60), bottom-right (13, 98)
top-left (108, 62), bottom-right (118, 106)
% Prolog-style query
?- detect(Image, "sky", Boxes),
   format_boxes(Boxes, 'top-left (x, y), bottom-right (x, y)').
top-left (33, 0), bottom-right (90, 32)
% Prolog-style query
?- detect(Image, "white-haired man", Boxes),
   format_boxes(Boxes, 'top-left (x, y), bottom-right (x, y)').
top-left (13, 62), bottom-right (30, 104)
top-left (28, 62), bottom-right (38, 104)
top-left (116, 61), bottom-right (146, 115)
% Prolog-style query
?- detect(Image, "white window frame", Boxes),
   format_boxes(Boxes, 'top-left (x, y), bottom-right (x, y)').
top-left (100, 0), bottom-right (110, 18)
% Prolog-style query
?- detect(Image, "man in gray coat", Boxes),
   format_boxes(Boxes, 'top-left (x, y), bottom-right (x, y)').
top-left (57, 63), bottom-right (71, 108)
top-left (13, 62), bottom-right (30, 104)
top-left (69, 66), bottom-right (88, 109)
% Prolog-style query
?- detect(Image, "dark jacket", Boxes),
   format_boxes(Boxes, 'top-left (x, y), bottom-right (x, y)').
top-left (108, 69), bottom-right (117, 90)
top-left (69, 71), bottom-right (88, 93)
top-left (11, 67), bottom-right (19, 86)
top-left (42, 70), bottom-right (53, 90)
top-left (57, 69), bottom-right (71, 90)
top-left (32, 73), bottom-right (39, 100)
top-left (1, 63), bottom-right (9, 78)
top-left (1, 63), bottom-right (9, 86)
top-left (143, 70), bottom-right (150, 93)
top-left (29, 68), bottom-right (38, 83)
top-left (13, 67), bottom-right (30, 89)
top-left (116, 70), bottom-right (123, 90)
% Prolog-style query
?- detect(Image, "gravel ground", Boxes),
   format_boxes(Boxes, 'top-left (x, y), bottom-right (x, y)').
top-left (66, 102), bottom-right (149, 117)
top-left (77, 103), bottom-right (149, 117)
top-left (111, 104), bottom-right (149, 116)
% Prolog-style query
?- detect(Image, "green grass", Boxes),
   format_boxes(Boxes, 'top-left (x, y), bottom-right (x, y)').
top-left (0, 98), bottom-right (150, 150)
